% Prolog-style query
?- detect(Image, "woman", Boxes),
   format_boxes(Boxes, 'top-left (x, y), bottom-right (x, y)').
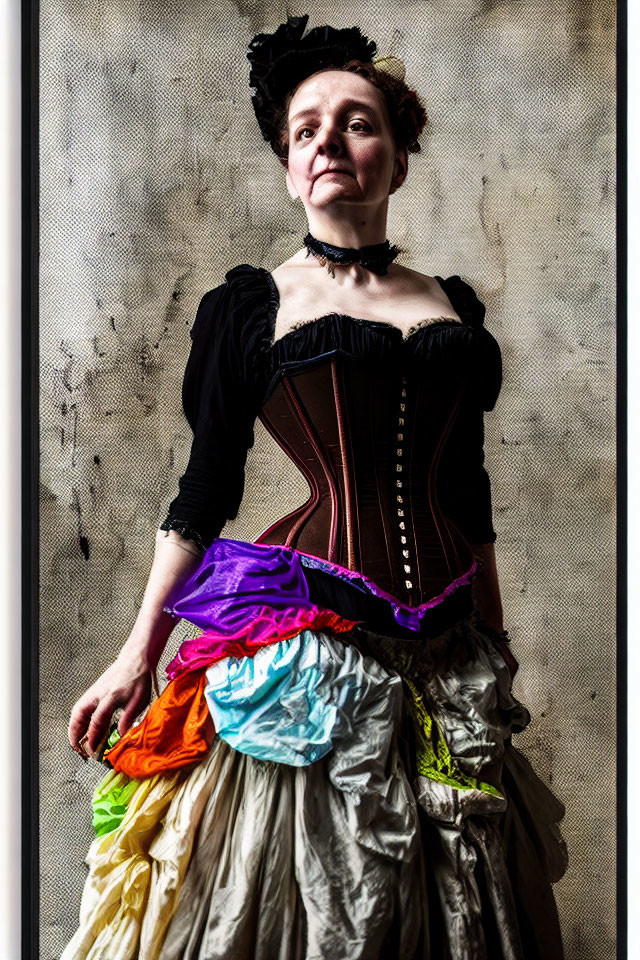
top-left (64, 15), bottom-right (567, 960)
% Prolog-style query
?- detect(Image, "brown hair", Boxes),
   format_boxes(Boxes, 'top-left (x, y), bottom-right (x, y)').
top-left (274, 60), bottom-right (428, 161)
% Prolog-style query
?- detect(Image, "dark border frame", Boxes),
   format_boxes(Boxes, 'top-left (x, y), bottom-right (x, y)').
top-left (21, 3), bottom-right (626, 958)
top-left (616, 3), bottom-right (627, 959)
top-left (23, 0), bottom-right (39, 957)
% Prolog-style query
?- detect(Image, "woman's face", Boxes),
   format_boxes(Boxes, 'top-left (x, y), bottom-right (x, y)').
top-left (283, 69), bottom-right (407, 211)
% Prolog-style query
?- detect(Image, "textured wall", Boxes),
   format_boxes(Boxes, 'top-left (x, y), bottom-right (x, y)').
top-left (39, 1), bottom-right (616, 957)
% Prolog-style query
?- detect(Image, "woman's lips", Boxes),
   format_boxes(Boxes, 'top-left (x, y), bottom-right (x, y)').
top-left (314, 169), bottom-right (352, 181)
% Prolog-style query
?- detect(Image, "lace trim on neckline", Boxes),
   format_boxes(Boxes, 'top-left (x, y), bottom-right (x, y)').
top-left (282, 312), bottom-right (462, 342)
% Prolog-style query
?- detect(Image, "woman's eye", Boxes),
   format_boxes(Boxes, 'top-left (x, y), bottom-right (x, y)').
top-left (295, 120), bottom-right (371, 140)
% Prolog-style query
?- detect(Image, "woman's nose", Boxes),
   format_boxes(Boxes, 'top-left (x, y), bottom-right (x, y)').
top-left (315, 123), bottom-right (344, 155)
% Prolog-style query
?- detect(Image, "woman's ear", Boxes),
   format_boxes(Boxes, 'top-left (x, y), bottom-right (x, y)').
top-left (389, 147), bottom-right (408, 195)
top-left (284, 164), bottom-right (300, 201)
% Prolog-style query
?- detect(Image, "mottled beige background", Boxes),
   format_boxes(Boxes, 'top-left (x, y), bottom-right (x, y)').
top-left (39, 1), bottom-right (616, 957)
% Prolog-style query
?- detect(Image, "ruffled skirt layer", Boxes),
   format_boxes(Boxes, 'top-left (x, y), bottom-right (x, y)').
top-left (62, 615), bottom-right (567, 960)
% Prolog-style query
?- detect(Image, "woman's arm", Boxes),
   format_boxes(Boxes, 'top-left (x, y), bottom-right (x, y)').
top-left (68, 281), bottom-right (265, 757)
top-left (469, 542), bottom-right (504, 633)
top-left (67, 529), bottom-right (202, 758)
top-left (469, 541), bottom-right (519, 678)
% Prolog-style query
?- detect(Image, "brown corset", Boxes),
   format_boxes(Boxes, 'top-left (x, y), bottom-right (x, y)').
top-left (255, 352), bottom-right (474, 608)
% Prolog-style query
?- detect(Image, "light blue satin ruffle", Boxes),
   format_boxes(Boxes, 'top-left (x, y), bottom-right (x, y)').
top-left (204, 630), bottom-right (391, 767)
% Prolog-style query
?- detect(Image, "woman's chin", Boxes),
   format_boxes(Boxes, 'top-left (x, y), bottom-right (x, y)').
top-left (304, 187), bottom-right (367, 210)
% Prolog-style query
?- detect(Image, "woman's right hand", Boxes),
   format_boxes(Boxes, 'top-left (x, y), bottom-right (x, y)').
top-left (67, 651), bottom-right (153, 759)
top-left (67, 528), bottom-right (202, 759)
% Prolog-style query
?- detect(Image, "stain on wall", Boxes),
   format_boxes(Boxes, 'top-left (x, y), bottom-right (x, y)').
top-left (39, 1), bottom-right (616, 956)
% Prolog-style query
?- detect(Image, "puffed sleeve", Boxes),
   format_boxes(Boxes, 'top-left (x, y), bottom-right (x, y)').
top-left (435, 276), bottom-right (502, 545)
top-left (159, 277), bottom-right (262, 551)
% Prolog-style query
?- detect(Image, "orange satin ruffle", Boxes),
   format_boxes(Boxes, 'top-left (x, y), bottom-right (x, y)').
top-left (105, 668), bottom-right (213, 779)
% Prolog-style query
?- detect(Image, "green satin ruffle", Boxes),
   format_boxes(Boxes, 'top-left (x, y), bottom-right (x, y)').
top-left (92, 768), bottom-right (140, 838)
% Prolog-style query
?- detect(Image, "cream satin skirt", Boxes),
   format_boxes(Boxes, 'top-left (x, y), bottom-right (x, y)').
top-left (62, 616), bottom-right (567, 960)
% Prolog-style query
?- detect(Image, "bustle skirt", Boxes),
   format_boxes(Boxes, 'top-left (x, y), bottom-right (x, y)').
top-left (62, 543), bottom-right (568, 960)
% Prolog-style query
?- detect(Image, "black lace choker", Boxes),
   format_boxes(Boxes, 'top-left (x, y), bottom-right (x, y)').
top-left (303, 232), bottom-right (400, 277)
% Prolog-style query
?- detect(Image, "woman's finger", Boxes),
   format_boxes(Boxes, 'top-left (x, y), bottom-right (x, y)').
top-left (84, 696), bottom-right (118, 756)
top-left (68, 695), bottom-right (99, 750)
top-left (116, 683), bottom-right (149, 737)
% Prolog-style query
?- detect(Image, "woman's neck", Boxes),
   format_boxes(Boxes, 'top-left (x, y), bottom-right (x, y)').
top-left (305, 204), bottom-right (390, 250)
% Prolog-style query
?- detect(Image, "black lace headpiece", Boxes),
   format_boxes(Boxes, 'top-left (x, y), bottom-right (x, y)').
top-left (247, 14), bottom-right (378, 156)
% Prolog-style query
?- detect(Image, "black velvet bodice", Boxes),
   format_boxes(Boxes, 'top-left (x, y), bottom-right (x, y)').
top-left (160, 264), bottom-right (502, 611)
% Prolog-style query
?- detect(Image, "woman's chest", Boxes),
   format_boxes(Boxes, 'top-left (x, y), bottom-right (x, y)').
top-left (269, 267), bottom-right (462, 343)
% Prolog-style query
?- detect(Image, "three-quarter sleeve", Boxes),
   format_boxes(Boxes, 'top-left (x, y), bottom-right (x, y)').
top-left (159, 281), bottom-right (260, 551)
top-left (438, 398), bottom-right (498, 545)
top-left (435, 277), bottom-right (502, 545)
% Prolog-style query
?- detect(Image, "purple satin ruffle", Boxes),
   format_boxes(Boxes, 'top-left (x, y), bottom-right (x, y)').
top-left (163, 539), bottom-right (357, 680)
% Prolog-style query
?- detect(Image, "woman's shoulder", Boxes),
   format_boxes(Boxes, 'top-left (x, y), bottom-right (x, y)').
top-left (223, 263), bottom-right (278, 328)
top-left (438, 276), bottom-right (488, 330)
top-left (381, 264), bottom-right (489, 330)
top-left (190, 264), bottom-right (276, 342)
top-left (224, 262), bottom-right (270, 283)
top-left (403, 268), bottom-right (501, 411)
top-left (196, 263), bottom-right (275, 312)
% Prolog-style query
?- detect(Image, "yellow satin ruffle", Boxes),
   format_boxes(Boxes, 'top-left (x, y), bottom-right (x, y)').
top-left (61, 740), bottom-right (230, 960)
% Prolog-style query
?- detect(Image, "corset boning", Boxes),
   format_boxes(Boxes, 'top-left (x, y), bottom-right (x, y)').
top-left (255, 351), bottom-right (474, 609)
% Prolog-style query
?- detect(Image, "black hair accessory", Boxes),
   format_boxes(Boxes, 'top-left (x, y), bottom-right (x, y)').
top-left (303, 232), bottom-right (400, 277)
top-left (247, 14), bottom-right (378, 155)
